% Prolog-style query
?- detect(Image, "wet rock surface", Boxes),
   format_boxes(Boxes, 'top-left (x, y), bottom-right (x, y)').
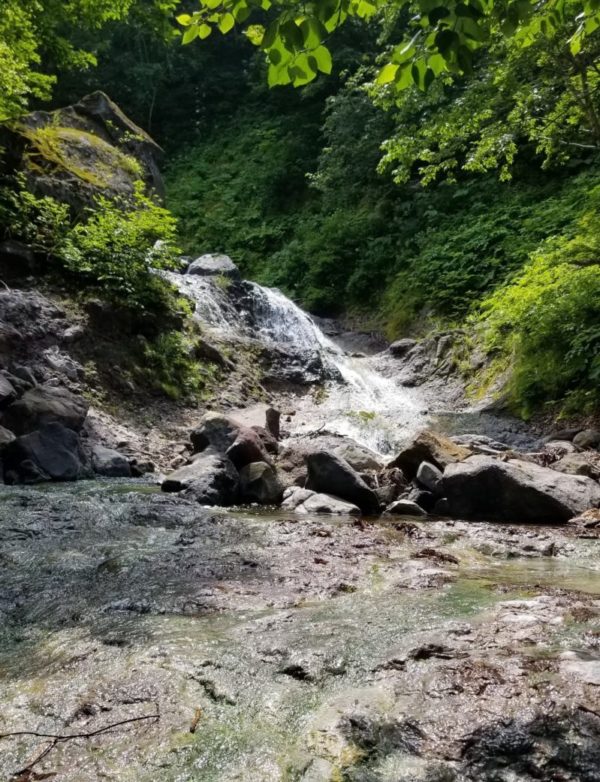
top-left (0, 482), bottom-right (599, 781)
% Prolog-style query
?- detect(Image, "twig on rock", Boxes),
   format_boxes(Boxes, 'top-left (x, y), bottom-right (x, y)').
top-left (3, 709), bottom-right (160, 781)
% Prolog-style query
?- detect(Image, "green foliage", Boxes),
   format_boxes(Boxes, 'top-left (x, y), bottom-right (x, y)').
top-left (0, 174), bottom-right (73, 255)
top-left (376, 8), bottom-right (600, 185)
top-left (138, 331), bottom-right (214, 400)
top-left (59, 184), bottom-right (180, 311)
top-left (180, 0), bottom-right (600, 95)
top-left (478, 196), bottom-right (600, 414)
top-left (0, 0), bottom-right (140, 120)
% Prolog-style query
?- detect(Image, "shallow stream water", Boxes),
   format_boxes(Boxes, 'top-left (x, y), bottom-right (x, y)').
top-left (1, 481), bottom-right (599, 781)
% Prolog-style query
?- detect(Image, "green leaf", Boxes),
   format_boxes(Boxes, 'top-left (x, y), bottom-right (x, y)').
top-left (411, 58), bottom-right (427, 89)
top-left (435, 28), bottom-right (459, 57)
top-left (427, 52), bottom-right (446, 75)
top-left (262, 21), bottom-right (279, 48)
top-left (300, 17), bottom-right (327, 48)
top-left (218, 13), bottom-right (235, 33)
top-left (280, 20), bottom-right (304, 50)
top-left (198, 23), bottom-right (212, 39)
top-left (176, 13), bottom-right (192, 25)
top-left (377, 62), bottom-right (399, 84)
top-left (245, 23), bottom-right (265, 44)
top-left (313, 45), bottom-right (332, 74)
top-left (182, 24), bottom-right (199, 43)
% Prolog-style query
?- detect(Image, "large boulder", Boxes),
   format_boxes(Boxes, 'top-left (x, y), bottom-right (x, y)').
top-left (0, 375), bottom-right (17, 408)
top-left (3, 385), bottom-right (88, 435)
top-left (190, 412), bottom-right (270, 468)
top-left (239, 461), bottom-right (284, 505)
top-left (388, 430), bottom-right (471, 480)
top-left (0, 91), bottom-right (163, 213)
top-left (91, 445), bottom-right (131, 478)
top-left (305, 450), bottom-right (380, 514)
top-left (3, 423), bottom-right (88, 484)
top-left (416, 461), bottom-right (443, 495)
top-left (443, 455), bottom-right (600, 523)
top-left (187, 253), bottom-right (240, 280)
top-left (0, 425), bottom-right (16, 451)
top-left (333, 441), bottom-right (384, 472)
top-left (161, 448), bottom-right (239, 506)
top-left (388, 338), bottom-right (417, 358)
top-left (573, 429), bottom-right (600, 450)
top-left (552, 453), bottom-right (600, 481)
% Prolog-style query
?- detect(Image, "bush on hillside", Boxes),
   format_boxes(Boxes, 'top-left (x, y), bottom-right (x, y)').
top-left (479, 199), bottom-right (600, 415)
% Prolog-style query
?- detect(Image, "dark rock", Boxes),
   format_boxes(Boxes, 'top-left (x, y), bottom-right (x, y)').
top-left (333, 442), bottom-right (383, 472)
top-left (389, 338), bottom-right (417, 357)
top-left (432, 497), bottom-right (450, 516)
top-left (416, 461), bottom-right (443, 495)
top-left (129, 459), bottom-right (155, 477)
top-left (1, 370), bottom-right (33, 395)
top-left (3, 423), bottom-right (88, 484)
top-left (3, 385), bottom-right (88, 435)
top-left (388, 430), bottom-right (471, 480)
top-left (443, 455), bottom-right (600, 523)
top-left (187, 253), bottom-right (240, 279)
top-left (191, 412), bottom-right (270, 468)
top-left (265, 407), bottom-right (281, 440)
top-left (191, 413), bottom-right (239, 453)
top-left (0, 374), bottom-right (17, 408)
top-left (573, 429), bottom-right (600, 450)
top-left (62, 324), bottom-right (86, 343)
top-left (227, 428), bottom-right (272, 469)
top-left (0, 239), bottom-right (36, 280)
top-left (161, 448), bottom-right (239, 506)
top-left (193, 338), bottom-right (235, 370)
top-left (544, 428), bottom-right (581, 443)
top-left (305, 450), bottom-right (380, 514)
top-left (91, 445), bottom-right (131, 478)
top-left (0, 425), bottom-right (16, 451)
top-left (408, 488), bottom-right (437, 512)
top-left (239, 461), bottom-right (284, 505)
top-left (251, 425), bottom-right (279, 455)
top-left (10, 364), bottom-right (38, 386)
top-left (385, 499), bottom-right (428, 518)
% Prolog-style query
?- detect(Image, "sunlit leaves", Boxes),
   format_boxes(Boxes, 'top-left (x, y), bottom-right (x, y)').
top-left (179, 0), bottom-right (600, 94)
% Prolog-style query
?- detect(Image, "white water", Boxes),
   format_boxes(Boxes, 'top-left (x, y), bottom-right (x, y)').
top-left (167, 270), bottom-right (427, 454)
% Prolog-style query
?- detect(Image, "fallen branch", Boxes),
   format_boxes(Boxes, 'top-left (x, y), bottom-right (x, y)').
top-left (3, 710), bottom-right (159, 781)
top-left (1, 712), bottom-right (159, 742)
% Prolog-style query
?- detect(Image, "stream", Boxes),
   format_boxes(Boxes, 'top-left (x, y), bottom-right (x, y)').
top-left (1, 274), bottom-right (599, 781)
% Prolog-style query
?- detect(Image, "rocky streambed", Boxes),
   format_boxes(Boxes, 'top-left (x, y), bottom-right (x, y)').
top-left (1, 482), bottom-right (599, 782)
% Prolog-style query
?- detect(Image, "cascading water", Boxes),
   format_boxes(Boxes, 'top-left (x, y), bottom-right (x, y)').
top-left (166, 269), bottom-right (427, 454)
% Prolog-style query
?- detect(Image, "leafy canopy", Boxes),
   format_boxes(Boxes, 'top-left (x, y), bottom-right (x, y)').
top-left (0, 0), bottom-right (179, 120)
top-left (179, 0), bottom-right (600, 90)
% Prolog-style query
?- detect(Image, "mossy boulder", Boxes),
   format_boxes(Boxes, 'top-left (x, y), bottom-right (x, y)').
top-left (0, 91), bottom-right (163, 213)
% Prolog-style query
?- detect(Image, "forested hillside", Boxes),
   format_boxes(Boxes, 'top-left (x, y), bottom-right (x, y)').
top-left (1, 0), bottom-right (600, 416)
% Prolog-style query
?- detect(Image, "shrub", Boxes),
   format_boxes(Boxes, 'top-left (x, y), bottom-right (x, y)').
top-left (478, 197), bottom-right (600, 415)
top-left (138, 331), bottom-right (214, 400)
top-left (58, 182), bottom-right (180, 312)
top-left (0, 174), bottom-right (72, 254)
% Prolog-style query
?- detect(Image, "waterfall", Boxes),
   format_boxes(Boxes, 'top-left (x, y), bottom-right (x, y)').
top-left (166, 269), bottom-right (427, 454)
